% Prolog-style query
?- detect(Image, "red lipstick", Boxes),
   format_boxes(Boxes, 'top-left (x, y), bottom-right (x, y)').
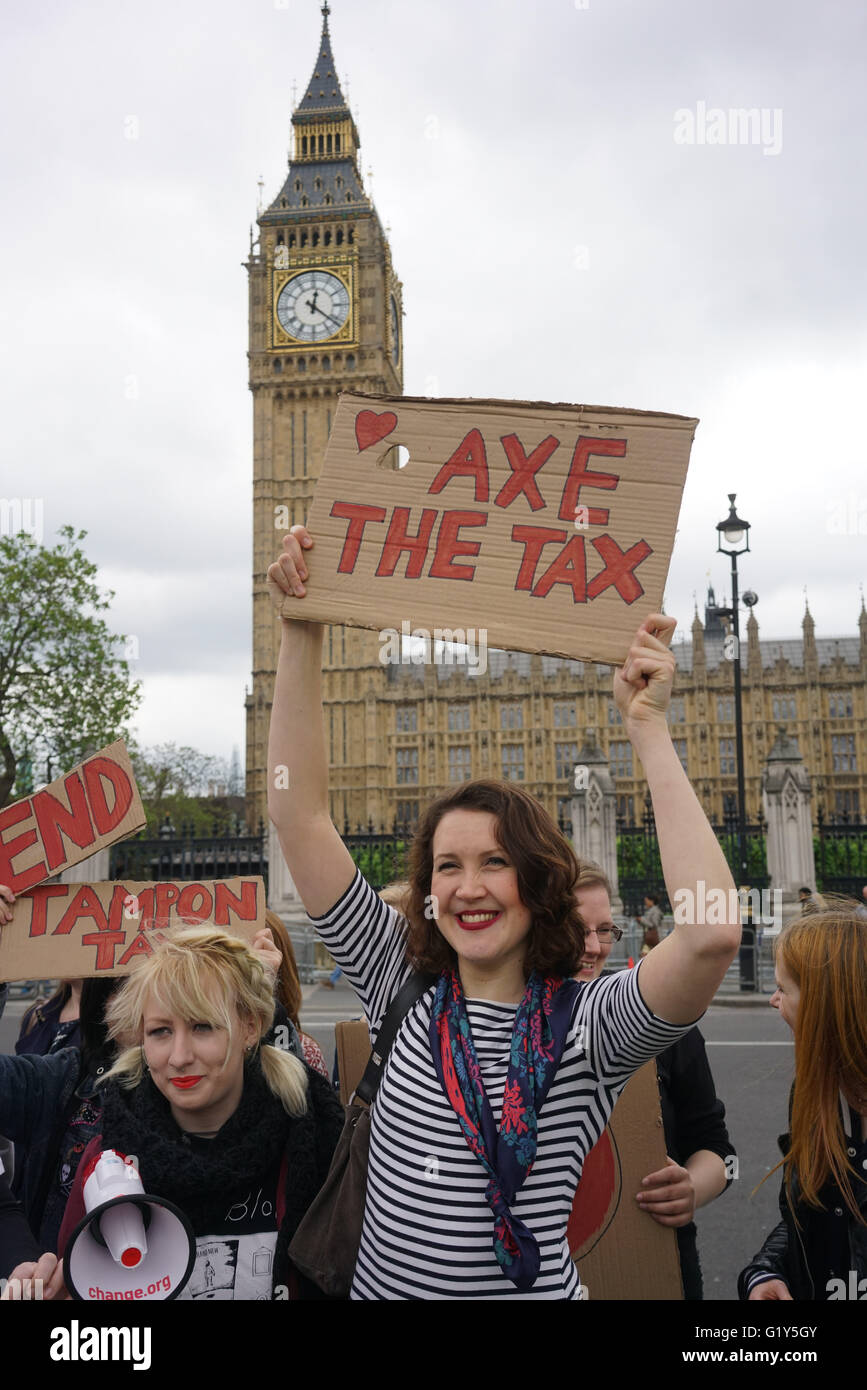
top-left (455, 911), bottom-right (502, 932)
top-left (170, 1076), bottom-right (203, 1089)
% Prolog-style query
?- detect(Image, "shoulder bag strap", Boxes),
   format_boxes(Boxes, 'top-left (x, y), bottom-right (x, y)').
top-left (354, 971), bottom-right (434, 1106)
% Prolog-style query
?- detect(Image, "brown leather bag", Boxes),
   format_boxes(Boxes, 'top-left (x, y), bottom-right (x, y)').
top-left (287, 973), bottom-right (431, 1298)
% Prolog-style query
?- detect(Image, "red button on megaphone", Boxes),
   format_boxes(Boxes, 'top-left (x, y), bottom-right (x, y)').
top-left (64, 1150), bottom-right (196, 1302)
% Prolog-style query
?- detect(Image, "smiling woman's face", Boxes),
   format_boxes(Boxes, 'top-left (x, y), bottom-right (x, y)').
top-left (429, 809), bottom-right (532, 977)
top-left (142, 990), bottom-right (257, 1134)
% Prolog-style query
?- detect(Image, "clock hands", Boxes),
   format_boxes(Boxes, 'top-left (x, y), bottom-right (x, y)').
top-left (304, 290), bottom-right (343, 328)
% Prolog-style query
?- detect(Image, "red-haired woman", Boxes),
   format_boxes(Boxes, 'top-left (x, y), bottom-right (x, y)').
top-left (268, 526), bottom-right (741, 1300)
top-left (739, 904), bottom-right (867, 1300)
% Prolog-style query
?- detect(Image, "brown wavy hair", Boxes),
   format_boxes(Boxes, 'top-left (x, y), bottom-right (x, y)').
top-left (403, 779), bottom-right (584, 977)
top-left (774, 900), bottom-right (867, 1224)
top-left (265, 909), bottom-right (303, 1029)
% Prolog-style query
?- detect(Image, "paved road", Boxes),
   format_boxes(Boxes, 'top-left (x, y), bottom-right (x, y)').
top-left (2, 982), bottom-right (792, 1301)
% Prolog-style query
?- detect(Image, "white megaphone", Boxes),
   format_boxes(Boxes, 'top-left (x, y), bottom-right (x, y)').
top-left (64, 1150), bottom-right (196, 1302)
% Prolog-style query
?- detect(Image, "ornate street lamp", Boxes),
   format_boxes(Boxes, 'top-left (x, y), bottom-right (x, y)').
top-left (714, 494), bottom-right (754, 885)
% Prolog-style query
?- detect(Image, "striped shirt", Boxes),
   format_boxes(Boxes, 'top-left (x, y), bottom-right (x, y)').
top-left (309, 870), bottom-right (696, 1300)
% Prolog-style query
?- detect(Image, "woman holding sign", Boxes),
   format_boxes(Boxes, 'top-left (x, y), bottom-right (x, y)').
top-left (58, 924), bottom-right (342, 1300)
top-left (267, 525), bottom-right (740, 1300)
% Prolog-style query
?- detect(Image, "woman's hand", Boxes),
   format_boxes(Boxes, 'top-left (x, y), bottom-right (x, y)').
top-left (635, 1156), bottom-right (696, 1227)
top-left (748, 1279), bottom-right (793, 1300)
top-left (613, 613), bottom-right (677, 733)
top-left (1, 1252), bottom-right (69, 1300)
top-left (251, 928), bottom-right (282, 984)
top-left (0, 883), bottom-right (14, 928)
top-left (267, 526), bottom-right (314, 606)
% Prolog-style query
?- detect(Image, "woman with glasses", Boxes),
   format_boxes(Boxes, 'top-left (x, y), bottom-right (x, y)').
top-left (572, 864), bottom-right (735, 1299)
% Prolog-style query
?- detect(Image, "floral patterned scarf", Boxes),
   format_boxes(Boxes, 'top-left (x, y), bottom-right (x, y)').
top-left (429, 968), bottom-right (578, 1291)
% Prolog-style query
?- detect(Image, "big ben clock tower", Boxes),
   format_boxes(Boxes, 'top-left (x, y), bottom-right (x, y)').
top-left (245, 2), bottom-right (403, 830)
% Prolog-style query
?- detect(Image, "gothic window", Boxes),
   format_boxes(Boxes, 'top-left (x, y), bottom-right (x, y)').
top-left (301, 196), bottom-right (309, 208)
top-left (336, 174), bottom-right (343, 187)
top-left (314, 178), bottom-right (322, 191)
top-left (673, 739), bottom-right (689, 772)
top-left (553, 702), bottom-right (576, 728)
top-left (336, 229), bottom-right (344, 245)
top-left (324, 228), bottom-right (332, 243)
top-left (300, 231), bottom-right (308, 247)
top-left (312, 230), bottom-right (320, 246)
top-left (668, 697), bottom-right (686, 723)
top-left (395, 705), bottom-right (417, 732)
top-left (555, 743), bottom-right (578, 780)
top-left (272, 359), bottom-right (282, 373)
top-left (321, 355), bottom-right (331, 371)
top-left (772, 696), bottom-right (797, 721)
top-left (288, 233), bottom-right (296, 248)
top-left (396, 747), bottom-right (419, 784)
top-left (281, 198), bottom-right (288, 208)
top-left (396, 800), bottom-right (418, 829)
top-left (346, 193), bottom-right (353, 202)
top-left (346, 353), bottom-right (356, 369)
top-left (829, 692), bottom-right (853, 718)
top-left (835, 789), bottom-right (860, 816)
top-left (324, 196), bottom-right (332, 207)
top-left (276, 233), bottom-right (284, 245)
top-left (318, 134), bottom-right (324, 154)
top-left (335, 133), bottom-right (341, 153)
top-left (294, 180), bottom-right (301, 192)
top-left (501, 744), bottom-right (525, 782)
top-left (296, 359), bottom-right (307, 373)
top-left (448, 746), bottom-right (471, 782)
top-left (609, 741), bottom-right (633, 779)
top-left (448, 704), bottom-right (470, 731)
top-left (326, 134), bottom-right (333, 153)
top-left (616, 794), bottom-right (634, 824)
top-left (717, 696), bottom-right (734, 722)
top-left (831, 734), bottom-right (857, 772)
top-left (608, 699), bottom-right (622, 725)
top-left (719, 739), bottom-right (736, 776)
top-left (500, 703), bottom-right (523, 730)
top-left (348, 229), bottom-right (354, 243)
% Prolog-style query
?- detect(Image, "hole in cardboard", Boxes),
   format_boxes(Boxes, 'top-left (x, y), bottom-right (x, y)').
top-left (378, 443), bottom-right (411, 471)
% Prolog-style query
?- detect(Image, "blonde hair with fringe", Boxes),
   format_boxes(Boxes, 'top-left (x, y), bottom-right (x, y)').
top-left (102, 926), bottom-right (308, 1117)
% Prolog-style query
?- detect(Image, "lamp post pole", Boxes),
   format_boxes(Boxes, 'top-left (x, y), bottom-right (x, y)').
top-left (714, 494), bottom-right (755, 884)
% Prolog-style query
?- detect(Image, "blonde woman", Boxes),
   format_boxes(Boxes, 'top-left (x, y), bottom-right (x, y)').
top-left (57, 926), bottom-right (343, 1300)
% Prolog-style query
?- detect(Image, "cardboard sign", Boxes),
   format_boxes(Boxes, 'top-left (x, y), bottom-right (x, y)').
top-left (0, 878), bottom-right (266, 981)
top-left (570, 1059), bottom-right (682, 1299)
top-left (273, 393), bottom-right (697, 665)
top-left (0, 742), bottom-right (145, 895)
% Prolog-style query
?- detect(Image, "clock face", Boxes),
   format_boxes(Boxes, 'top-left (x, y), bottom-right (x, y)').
top-left (390, 295), bottom-right (400, 365)
top-left (276, 270), bottom-right (350, 343)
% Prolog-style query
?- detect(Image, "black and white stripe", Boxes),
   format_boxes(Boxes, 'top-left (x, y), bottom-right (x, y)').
top-left (309, 871), bottom-right (694, 1300)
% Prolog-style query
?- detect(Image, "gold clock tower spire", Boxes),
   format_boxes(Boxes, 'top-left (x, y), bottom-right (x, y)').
top-left (245, 3), bottom-right (404, 830)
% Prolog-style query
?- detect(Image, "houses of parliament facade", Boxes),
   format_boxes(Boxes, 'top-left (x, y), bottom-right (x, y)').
top-left (245, 5), bottom-right (867, 836)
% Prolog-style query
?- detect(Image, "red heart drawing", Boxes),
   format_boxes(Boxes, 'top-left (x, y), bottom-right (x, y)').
top-left (355, 410), bottom-right (398, 452)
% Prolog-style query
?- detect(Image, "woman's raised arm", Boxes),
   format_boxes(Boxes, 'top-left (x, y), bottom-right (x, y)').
top-left (614, 615), bottom-right (740, 1024)
top-left (267, 528), bottom-right (357, 918)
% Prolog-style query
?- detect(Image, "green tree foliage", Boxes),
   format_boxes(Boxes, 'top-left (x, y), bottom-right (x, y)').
top-left (0, 526), bottom-right (141, 807)
top-left (129, 742), bottom-right (234, 835)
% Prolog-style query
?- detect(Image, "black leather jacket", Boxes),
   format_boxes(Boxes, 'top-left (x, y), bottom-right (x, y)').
top-left (738, 1129), bottom-right (867, 1300)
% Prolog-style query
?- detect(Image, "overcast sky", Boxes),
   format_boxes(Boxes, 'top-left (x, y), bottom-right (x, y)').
top-left (2, 0), bottom-right (865, 765)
